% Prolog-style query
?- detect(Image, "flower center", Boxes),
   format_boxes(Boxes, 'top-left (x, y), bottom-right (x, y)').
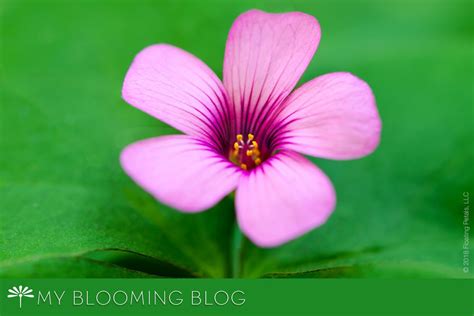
top-left (229, 133), bottom-right (262, 170)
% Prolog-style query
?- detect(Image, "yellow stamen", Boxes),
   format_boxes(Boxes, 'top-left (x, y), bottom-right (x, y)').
top-left (230, 133), bottom-right (264, 170)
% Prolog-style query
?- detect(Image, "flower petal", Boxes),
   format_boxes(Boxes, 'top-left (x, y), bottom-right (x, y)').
top-left (236, 151), bottom-right (336, 247)
top-left (122, 44), bottom-right (230, 146)
top-left (121, 135), bottom-right (241, 212)
top-left (277, 72), bottom-right (382, 160)
top-left (223, 10), bottom-right (320, 135)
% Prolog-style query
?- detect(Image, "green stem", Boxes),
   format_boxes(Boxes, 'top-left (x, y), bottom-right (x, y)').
top-left (230, 221), bottom-right (243, 278)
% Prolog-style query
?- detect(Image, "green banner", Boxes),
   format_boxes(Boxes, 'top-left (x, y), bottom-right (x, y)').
top-left (0, 279), bottom-right (473, 315)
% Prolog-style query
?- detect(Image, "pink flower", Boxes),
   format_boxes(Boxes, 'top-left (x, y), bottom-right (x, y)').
top-left (120, 10), bottom-right (381, 247)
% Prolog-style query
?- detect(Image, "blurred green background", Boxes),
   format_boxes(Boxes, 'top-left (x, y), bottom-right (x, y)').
top-left (0, 0), bottom-right (473, 278)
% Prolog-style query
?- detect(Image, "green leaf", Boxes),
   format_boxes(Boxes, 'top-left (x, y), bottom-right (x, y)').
top-left (0, 86), bottom-right (236, 277)
top-left (0, 256), bottom-right (155, 278)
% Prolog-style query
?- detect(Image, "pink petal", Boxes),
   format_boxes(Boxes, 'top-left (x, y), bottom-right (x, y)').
top-left (122, 44), bottom-right (229, 145)
top-left (277, 72), bottom-right (382, 160)
top-left (223, 10), bottom-right (321, 134)
top-left (120, 135), bottom-right (241, 212)
top-left (236, 151), bottom-right (336, 247)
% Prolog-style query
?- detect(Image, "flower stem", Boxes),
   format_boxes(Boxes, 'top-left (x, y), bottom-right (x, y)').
top-left (231, 222), bottom-right (243, 278)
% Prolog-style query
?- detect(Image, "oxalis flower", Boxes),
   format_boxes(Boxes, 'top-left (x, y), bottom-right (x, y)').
top-left (121, 10), bottom-right (381, 247)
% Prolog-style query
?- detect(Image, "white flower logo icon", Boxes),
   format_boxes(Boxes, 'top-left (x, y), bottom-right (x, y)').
top-left (7, 285), bottom-right (34, 308)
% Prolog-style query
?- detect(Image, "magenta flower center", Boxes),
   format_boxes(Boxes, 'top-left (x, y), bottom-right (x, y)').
top-left (229, 133), bottom-right (265, 170)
